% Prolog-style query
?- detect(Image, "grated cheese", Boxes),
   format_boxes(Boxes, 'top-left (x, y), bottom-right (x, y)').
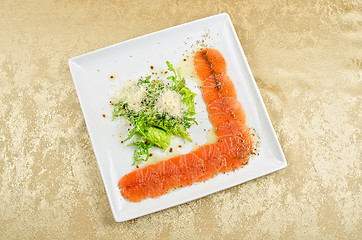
top-left (155, 89), bottom-right (183, 117)
top-left (113, 80), bottom-right (185, 117)
top-left (113, 81), bottom-right (146, 113)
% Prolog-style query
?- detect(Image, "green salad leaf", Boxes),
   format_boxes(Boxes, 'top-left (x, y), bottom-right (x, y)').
top-left (112, 62), bottom-right (197, 165)
top-left (171, 123), bottom-right (192, 142)
top-left (179, 87), bottom-right (197, 117)
top-left (143, 127), bottom-right (171, 150)
top-left (130, 141), bottom-right (153, 162)
top-left (137, 75), bottom-right (151, 85)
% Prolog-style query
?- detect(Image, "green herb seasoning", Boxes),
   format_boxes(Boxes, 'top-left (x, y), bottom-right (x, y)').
top-left (112, 62), bottom-right (197, 165)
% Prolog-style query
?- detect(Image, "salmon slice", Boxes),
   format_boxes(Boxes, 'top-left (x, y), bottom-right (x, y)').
top-left (119, 158), bottom-right (179, 202)
top-left (118, 166), bottom-right (151, 188)
top-left (121, 178), bottom-right (168, 202)
top-left (208, 97), bottom-right (246, 128)
top-left (157, 156), bottom-right (182, 190)
top-left (118, 156), bottom-right (182, 194)
top-left (119, 165), bottom-right (167, 202)
top-left (118, 164), bottom-right (161, 189)
top-left (202, 74), bottom-right (237, 106)
top-left (194, 50), bottom-right (212, 81)
top-left (176, 153), bottom-right (206, 186)
top-left (120, 166), bottom-right (167, 202)
top-left (216, 136), bottom-right (254, 172)
top-left (194, 48), bottom-right (226, 81)
top-left (119, 153), bottom-right (206, 200)
top-left (118, 154), bottom-right (187, 189)
top-left (215, 119), bottom-right (251, 139)
top-left (119, 146), bottom-right (221, 202)
top-left (193, 144), bottom-right (226, 181)
top-left (121, 184), bottom-right (145, 202)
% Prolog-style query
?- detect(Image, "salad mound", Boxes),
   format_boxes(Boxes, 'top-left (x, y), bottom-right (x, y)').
top-left (112, 62), bottom-right (197, 165)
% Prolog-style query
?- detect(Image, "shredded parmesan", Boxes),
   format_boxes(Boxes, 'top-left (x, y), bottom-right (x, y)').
top-left (155, 89), bottom-right (183, 117)
top-left (113, 82), bottom-right (146, 113)
top-left (112, 80), bottom-right (185, 117)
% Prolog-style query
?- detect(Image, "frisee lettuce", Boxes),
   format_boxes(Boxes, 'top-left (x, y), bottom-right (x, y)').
top-left (112, 62), bottom-right (197, 165)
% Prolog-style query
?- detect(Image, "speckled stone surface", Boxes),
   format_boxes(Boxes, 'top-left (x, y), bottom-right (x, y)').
top-left (0, 0), bottom-right (361, 239)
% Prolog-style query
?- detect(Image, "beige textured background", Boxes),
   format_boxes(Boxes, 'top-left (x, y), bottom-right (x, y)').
top-left (0, 0), bottom-right (361, 239)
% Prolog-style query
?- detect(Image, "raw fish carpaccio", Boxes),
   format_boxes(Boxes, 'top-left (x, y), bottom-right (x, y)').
top-left (118, 48), bottom-right (254, 202)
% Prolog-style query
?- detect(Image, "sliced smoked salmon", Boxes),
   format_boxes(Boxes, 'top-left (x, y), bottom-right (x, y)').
top-left (118, 164), bottom-right (160, 189)
top-left (118, 48), bottom-right (255, 202)
top-left (216, 136), bottom-right (253, 172)
top-left (207, 97), bottom-right (246, 128)
top-left (119, 153), bottom-right (206, 202)
top-left (157, 156), bottom-right (182, 190)
top-left (193, 144), bottom-right (226, 181)
top-left (194, 48), bottom-right (226, 81)
top-left (202, 74), bottom-right (237, 106)
top-left (215, 120), bottom-right (251, 139)
top-left (176, 153), bottom-right (206, 186)
top-left (119, 135), bottom-right (253, 202)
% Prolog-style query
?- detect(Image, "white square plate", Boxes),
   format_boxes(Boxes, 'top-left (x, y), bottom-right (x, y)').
top-left (69, 13), bottom-right (287, 222)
